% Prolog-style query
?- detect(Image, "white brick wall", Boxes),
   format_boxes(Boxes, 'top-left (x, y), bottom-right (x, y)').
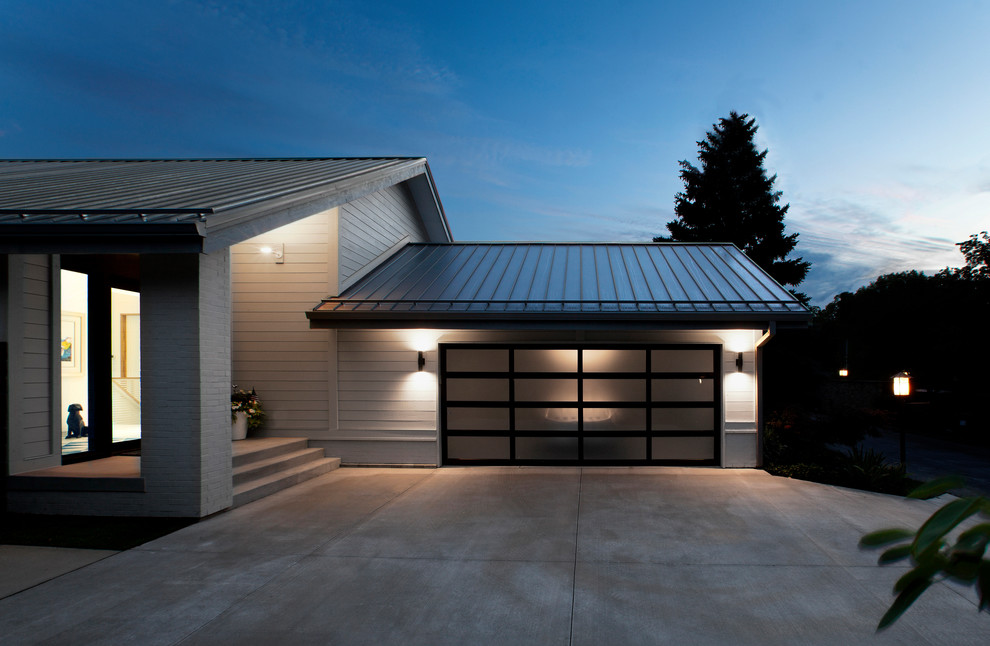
top-left (139, 251), bottom-right (232, 517)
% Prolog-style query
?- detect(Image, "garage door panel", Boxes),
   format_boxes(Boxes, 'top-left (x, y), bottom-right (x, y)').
top-left (446, 407), bottom-right (509, 431)
top-left (652, 436), bottom-right (715, 460)
top-left (514, 379), bottom-right (577, 401)
top-left (583, 408), bottom-right (646, 431)
top-left (446, 378), bottom-right (509, 401)
top-left (651, 407), bottom-right (715, 431)
top-left (516, 407), bottom-right (578, 431)
top-left (652, 349), bottom-right (714, 372)
top-left (448, 436), bottom-right (510, 460)
top-left (446, 348), bottom-right (509, 372)
top-left (516, 436), bottom-right (578, 460)
top-left (583, 349), bottom-right (645, 372)
top-left (515, 348), bottom-right (577, 372)
top-left (584, 379), bottom-right (646, 401)
top-left (651, 378), bottom-right (715, 402)
top-left (585, 437), bottom-right (647, 460)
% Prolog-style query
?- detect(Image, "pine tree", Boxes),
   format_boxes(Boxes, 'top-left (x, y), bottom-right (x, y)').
top-left (656, 111), bottom-right (810, 288)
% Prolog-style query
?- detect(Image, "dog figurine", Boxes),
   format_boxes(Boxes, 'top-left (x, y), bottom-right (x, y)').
top-left (66, 403), bottom-right (88, 439)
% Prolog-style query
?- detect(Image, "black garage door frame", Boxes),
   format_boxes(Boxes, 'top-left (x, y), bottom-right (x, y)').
top-left (439, 343), bottom-right (722, 466)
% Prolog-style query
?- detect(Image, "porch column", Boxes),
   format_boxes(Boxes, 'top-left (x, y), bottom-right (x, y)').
top-left (140, 250), bottom-right (231, 517)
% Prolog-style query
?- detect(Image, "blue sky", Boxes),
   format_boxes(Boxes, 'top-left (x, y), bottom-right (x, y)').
top-left (2, 0), bottom-right (988, 304)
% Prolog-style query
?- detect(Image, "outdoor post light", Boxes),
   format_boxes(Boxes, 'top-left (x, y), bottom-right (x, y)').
top-left (892, 371), bottom-right (911, 465)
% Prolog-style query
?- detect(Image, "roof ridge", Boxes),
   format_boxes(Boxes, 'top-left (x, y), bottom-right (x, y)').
top-left (0, 157), bottom-right (423, 163)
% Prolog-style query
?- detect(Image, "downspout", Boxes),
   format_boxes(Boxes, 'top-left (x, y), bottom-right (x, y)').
top-left (755, 321), bottom-right (776, 468)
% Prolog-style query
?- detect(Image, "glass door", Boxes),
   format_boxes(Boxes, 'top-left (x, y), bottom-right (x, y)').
top-left (59, 259), bottom-right (141, 462)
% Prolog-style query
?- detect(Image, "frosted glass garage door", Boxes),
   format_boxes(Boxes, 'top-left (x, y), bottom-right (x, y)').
top-left (441, 345), bottom-right (720, 465)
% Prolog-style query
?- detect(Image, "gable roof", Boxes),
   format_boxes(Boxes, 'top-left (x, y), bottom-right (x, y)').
top-left (0, 158), bottom-right (450, 252)
top-left (308, 242), bottom-right (810, 329)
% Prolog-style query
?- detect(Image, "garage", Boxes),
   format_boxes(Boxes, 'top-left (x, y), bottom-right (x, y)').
top-left (441, 343), bottom-right (720, 465)
top-left (309, 242), bottom-right (811, 468)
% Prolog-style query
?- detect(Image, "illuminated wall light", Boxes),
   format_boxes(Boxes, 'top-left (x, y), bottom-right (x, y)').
top-left (417, 350), bottom-right (426, 371)
top-left (735, 352), bottom-right (744, 372)
top-left (260, 243), bottom-right (284, 264)
top-left (838, 368), bottom-right (849, 377)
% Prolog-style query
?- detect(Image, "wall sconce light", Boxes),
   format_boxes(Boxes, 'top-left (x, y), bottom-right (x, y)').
top-left (892, 371), bottom-right (911, 397)
top-left (260, 243), bottom-right (285, 264)
top-left (417, 350), bottom-right (426, 371)
top-left (838, 368), bottom-right (849, 377)
top-left (735, 352), bottom-right (744, 372)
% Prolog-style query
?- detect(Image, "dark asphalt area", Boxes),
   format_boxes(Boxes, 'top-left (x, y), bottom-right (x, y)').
top-left (860, 430), bottom-right (990, 497)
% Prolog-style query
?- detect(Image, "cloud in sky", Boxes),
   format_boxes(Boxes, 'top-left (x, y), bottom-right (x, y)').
top-left (1, 0), bottom-right (988, 306)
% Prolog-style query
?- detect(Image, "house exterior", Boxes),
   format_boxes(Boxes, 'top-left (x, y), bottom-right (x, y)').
top-left (1, 158), bottom-right (810, 517)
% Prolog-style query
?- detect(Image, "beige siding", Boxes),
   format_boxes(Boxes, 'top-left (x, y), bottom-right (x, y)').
top-left (337, 329), bottom-right (438, 435)
top-left (231, 208), bottom-right (338, 438)
top-left (6, 255), bottom-right (59, 473)
top-left (331, 328), bottom-right (763, 467)
top-left (339, 183), bottom-right (429, 286)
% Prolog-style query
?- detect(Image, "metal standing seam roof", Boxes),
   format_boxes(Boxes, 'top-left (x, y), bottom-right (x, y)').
top-left (309, 242), bottom-right (810, 326)
top-left (0, 158), bottom-right (427, 223)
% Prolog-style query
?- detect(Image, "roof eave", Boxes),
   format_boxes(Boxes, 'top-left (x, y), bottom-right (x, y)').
top-left (202, 158), bottom-right (447, 250)
top-left (305, 309), bottom-right (812, 330)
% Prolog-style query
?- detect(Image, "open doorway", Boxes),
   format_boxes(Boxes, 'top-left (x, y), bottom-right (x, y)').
top-left (59, 257), bottom-right (141, 462)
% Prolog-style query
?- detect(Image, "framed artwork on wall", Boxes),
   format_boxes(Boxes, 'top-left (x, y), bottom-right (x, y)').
top-left (61, 312), bottom-right (84, 375)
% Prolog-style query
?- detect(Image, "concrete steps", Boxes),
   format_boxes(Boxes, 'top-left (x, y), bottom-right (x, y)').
top-left (232, 438), bottom-right (340, 507)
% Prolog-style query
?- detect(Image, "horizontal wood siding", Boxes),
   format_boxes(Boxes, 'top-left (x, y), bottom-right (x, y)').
top-left (337, 330), bottom-right (437, 434)
top-left (339, 183), bottom-right (428, 286)
top-left (231, 209), bottom-right (336, 436)
top-left (7, 255), bottom-right (57, 471)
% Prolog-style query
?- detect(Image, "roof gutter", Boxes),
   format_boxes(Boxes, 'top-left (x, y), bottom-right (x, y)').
top-left (305, 310), bottom-right (812, 331)
top-left (756, 321), bottom-right (776, 347)
top-left (0, 222), bottom-right (206, 253)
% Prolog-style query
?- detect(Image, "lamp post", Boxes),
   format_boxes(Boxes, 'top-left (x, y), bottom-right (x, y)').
top-left (892, 371), bottom-right (911, 465)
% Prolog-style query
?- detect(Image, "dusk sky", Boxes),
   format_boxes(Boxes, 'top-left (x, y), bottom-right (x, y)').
top-left (2, 0), bottom-right (988, 304)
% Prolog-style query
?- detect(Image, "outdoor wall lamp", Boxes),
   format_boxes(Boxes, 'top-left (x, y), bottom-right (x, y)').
top-left (260, 243), bottom-right (285, 264)
top-left (735, 352), bottom-right (744, 372)
top-left (417, 351), bottom-right (426, 371)
top-left (892, 371), bottom-right (911, 397)
top-left (838, 369), bottom-right (849, 377)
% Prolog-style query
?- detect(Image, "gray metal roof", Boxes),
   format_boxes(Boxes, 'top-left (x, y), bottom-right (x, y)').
top-left (0, 158), bottom-right (449, 252)
top-left (308, 242), bottom-right (810, 328)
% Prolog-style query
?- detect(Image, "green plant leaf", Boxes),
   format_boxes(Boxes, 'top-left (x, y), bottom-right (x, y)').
top-left (943, 554), bottom-right (982, 583)
top-left (860, 528), bottom-right (914, 548)
top-left (913, 498), bottom-right (983, 557)
top-left (978, 563), bottom-right (990, 611)
top-left (893, 564), bottom-right (939, 593)
top-left (878, 544), bottom-right (912, 565)
top-left (908, 476), bottom-right (965, 500)
top-left (878, 577), bottom-right (933, 631)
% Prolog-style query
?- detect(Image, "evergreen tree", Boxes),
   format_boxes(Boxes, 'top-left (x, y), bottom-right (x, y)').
top-left (656, 111), bottom-right (810, 288)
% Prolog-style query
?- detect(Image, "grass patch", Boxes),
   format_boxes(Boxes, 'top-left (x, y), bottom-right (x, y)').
top-left (0, 512), bottom-right (196, 551)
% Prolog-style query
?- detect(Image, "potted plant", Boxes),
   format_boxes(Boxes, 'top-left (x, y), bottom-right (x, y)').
top-left (231, 385), bottom-right (265, 440)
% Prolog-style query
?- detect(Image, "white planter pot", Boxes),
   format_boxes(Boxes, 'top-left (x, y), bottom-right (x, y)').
top-left (232, 411), bottom-right (248, 441)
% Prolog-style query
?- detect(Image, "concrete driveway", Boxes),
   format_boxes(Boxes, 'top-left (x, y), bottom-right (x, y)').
top-left (1, 467), bottom-right (987, 645)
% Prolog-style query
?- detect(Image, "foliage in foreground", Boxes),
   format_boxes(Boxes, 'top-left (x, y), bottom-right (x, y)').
top-left (860, 477), bottom-right (990, 630)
